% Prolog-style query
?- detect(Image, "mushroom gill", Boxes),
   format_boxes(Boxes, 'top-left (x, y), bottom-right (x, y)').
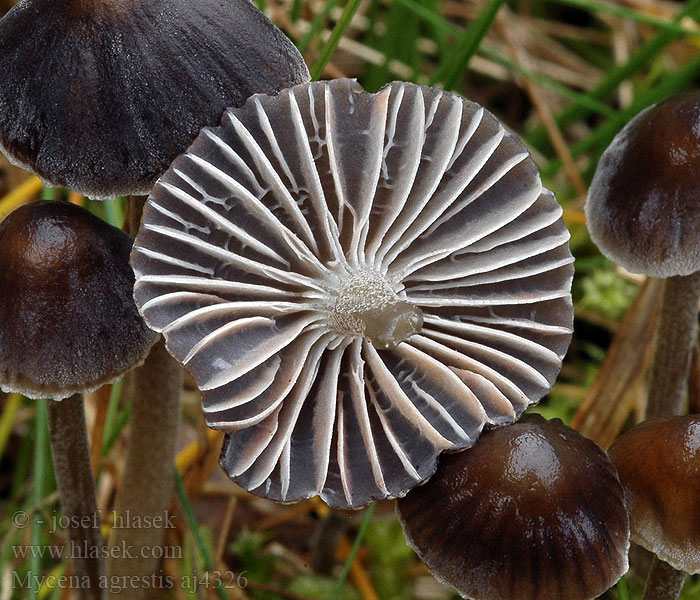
top-left (131, 79), bottom-right (574, 508)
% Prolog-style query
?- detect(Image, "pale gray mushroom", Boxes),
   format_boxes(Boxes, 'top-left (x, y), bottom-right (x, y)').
top-left (131, 79), bottom-right (574, 509)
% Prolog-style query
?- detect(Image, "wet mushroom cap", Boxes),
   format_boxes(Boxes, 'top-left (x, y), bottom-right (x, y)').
top-left (0, 0), bottom-right (310, 198)
top-left (397, 414), bottom-right (630, 600)
top-left (132, 79), bottom-right (574, 508)
top-left (585, 92), bottom-right (700, 278)
top-left (608, 415), bottom-right (700, 574)
top-left (0, 201), bottom-right (157, 399)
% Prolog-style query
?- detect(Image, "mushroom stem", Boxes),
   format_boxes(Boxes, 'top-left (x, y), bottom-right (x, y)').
top-left (642, 557), bottom-right (686, 600)
top-left (107, 338), bottom-right (182, 597)
top-left (46, 394), bottom-right (106, 600)
top-left (106, 196), bottom-right (183, 596)
top-left (646, 271), bottom-right (700, 418)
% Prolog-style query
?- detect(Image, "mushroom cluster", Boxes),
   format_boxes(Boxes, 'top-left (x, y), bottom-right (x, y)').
top-left (132, 79), bottom-right (574, 508)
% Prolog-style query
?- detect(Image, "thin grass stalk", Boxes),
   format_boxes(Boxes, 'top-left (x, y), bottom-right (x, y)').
top-left (618, 576), bottom-right (629, 600)
top-left (331, 502), bottom-right (375, 600)
top-left (550, 0), bottom-right (700, 36)
top-left (297, 0), bottom-right (341, 53)
top-left (291, 0), bottom-right (303, 23)
top-left (429, 0), bottom-right (507, 89)
top-left (46, 395), bottom-right (106, 600)
top-left (174, 471), bottom-right (228, 600)
top-left (0, 392), bottom-right (22, 460)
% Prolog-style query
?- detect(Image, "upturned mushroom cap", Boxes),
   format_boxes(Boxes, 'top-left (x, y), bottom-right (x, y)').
top-left (585, 92), bottom-right (700, 278)
top-left (0, 201), bottom-right (157, 399)
top-left (397, 414), bottom-right (630, 600)
top-left (608, 415), bottom-right (700, 573)
top-left (0, 0), bottom-right (310, 199)
top-left (132, 79), bottom-right (574, 508)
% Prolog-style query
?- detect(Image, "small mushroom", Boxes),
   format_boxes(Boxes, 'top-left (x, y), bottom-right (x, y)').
top-left (397, 414), bottom-right (630, 600)
top-left (609, 415), bottom-right (700, 599)
top-left (132, 79), bottom-right (574, 508)
top-left (0, 0), bottom-right (310, 198)
top-left (585, 92), bottom-right (700, 419)
top-left (0, 200), bottom-right (157, 599)
top-left (0, 201), bottom-right (156, 397)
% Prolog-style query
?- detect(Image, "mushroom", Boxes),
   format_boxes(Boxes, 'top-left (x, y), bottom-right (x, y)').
top-left (608, 415), bottom-right (700, 600)
top-left (585, 92), bottom-right (700, 419)
top-left (397, 414), bottom-right (630, 600)
top-left (131, 79), bottom-right (574, 508)
top-left (0, 0), bottom-right (310, 198)
top-left (0, 200), bottom-right (157, 599)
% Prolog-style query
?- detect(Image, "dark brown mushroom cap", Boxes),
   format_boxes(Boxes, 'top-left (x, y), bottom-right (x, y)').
top-left (0, 0), bottom-right (310, 199)
top-left (586, 92), bottom-right (700, 277)
top-left (608, 415), bottom-right (700, 573)
top-left (0, 201), bottom-right (157, 399)
top-left (397, 414), bottom-right (630, 600)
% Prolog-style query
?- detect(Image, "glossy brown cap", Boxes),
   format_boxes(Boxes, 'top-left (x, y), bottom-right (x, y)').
top-left (608, 415), bottom-right (700, 573)
top-left (586, 92), bottom-right (700, 277)
top-left (0, 0), bottom-right (310, 199)
top-left (397, 414), bottom-right (630, 600)
top-left (0, 201), bottom-right (157, 399)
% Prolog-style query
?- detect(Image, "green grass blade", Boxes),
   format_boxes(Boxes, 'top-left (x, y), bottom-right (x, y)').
top-left (396, 0), bottom-right (456, 34)
top-left (103, 197), bottom-right (125, 228)
top-left (32, 400), bottom-right (48, 599)
top-left (552, 0), bottom-right (700, 35)
top-left (541, 51), bottom-right (700, 180)
top-left (174, 470), bottom-right (228, 600)
top-left (364, 1), bottom-right (422, 89)
top-left (40, 187), bottom-right (57, 201)
top-left (0, 393), bottom-right (22, 461)
top-left (101, 379), bottom-right (124, 457)
top-left (331, 502), bottom-right (376, 600)
top-left (298, 0), bottom-right (341, 53)
top-left (429, 0), bottom-right (507, 89)
top-left (617, 575), bottom-right (629, 600)
top-left (310, 0), bottom-right (365, 80)
top-left (527, 0), bottom-right (700, 150)
top-left (394, 0), bottom-right (613, 117)
top-left (102, 404), bottom-right (130, 459)
top-left (291, 0), bottom-right (303, 22)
